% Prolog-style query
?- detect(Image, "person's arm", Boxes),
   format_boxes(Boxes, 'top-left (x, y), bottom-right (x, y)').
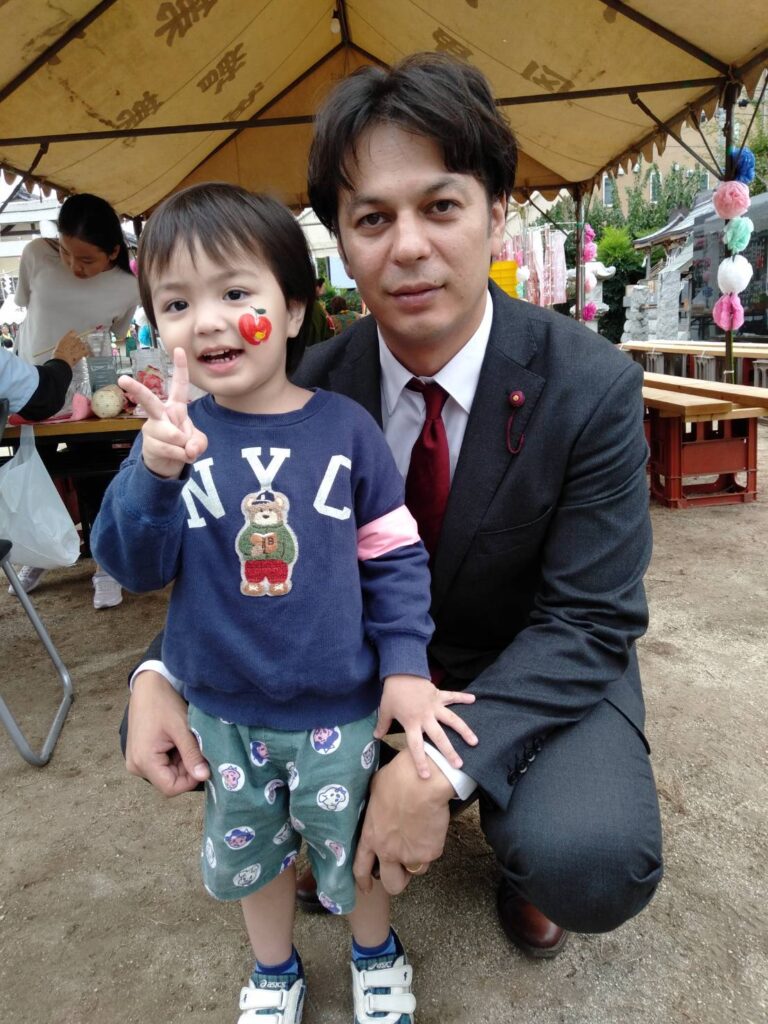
top-left (15, 331), bottom-right (90, 420)
top-left (2, 347), bottom-right (39, 413)
top-left (446, 360), bottom-right (651, 808)
top-left (355, 359), bottom-right (651, 894)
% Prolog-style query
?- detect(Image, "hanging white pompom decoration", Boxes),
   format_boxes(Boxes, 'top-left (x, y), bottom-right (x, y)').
top-left (516, 266), bottom-right (530, 283)
top-left (717, 254), bottom-right (753, 295)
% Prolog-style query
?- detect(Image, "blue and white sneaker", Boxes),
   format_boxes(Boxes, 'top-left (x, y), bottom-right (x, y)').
top-left (238, 955), bottom-right (305, 1023)
top-left (350, 931), bottom-right (416, 1023)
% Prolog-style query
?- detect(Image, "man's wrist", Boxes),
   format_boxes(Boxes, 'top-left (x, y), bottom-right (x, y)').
top-left (423, 743), bottom-right (478, 801)
top-left (129, 660), bottom-right (182, 693)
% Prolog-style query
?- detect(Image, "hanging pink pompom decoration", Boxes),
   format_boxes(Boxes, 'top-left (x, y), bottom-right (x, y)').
top-left (584, 223), bottom-right (596, 243)
top-left (717, 254), bottom-right (753, 295)
top-left (583, 241), bottom-right (597, 262)
top-left (129, 257), bottom-right (138, 277)
top-left (712, 293), bottom-right (744, 331)
top-left (585, 270), bottom-right (597, 294)
top-left (582, 301), bottom-right (598, 321)
top-left (513, 249), bottom-right (524, 266)
top-left (712, 180), bottom-right (750, 220)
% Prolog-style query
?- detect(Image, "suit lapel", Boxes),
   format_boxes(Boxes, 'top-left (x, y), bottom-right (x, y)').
top-left (431, 291), bottom-right (546, 615)
top-left (326, 317), bottom-right (383, 426)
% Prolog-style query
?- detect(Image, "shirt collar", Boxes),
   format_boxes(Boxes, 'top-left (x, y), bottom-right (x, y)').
top-left (379, 290), bottom-right (493, 416)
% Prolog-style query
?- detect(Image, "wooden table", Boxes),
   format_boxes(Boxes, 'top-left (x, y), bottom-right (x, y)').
top-left (642, 378), bottom-right (768, 509)
top-left (621, 341), bottom-right (768, 385)
top-left (3, 415), bottom-right (144, 445)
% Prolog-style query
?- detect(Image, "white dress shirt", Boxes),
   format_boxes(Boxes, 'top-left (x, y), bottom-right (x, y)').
top-left (134, 293), bottom-right (495, 801)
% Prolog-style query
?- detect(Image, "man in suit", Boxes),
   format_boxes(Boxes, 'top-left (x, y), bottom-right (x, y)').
top-left (123, 52), bottom-right (662, 960)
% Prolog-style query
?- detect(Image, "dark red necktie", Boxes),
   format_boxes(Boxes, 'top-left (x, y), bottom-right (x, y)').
top-left (405, 378), bottom-right (450, 558)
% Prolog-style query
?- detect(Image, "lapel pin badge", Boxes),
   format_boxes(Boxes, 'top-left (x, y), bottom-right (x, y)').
top-left (506, 390), bottom-right (526, 455)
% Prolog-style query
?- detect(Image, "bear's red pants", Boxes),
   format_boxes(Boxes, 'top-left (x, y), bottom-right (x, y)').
top-left (244, 559), bottom-right (289, 584)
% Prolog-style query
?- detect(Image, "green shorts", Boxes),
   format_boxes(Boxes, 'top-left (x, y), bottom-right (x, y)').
top-left (188, 705), bottom-right (379, 912)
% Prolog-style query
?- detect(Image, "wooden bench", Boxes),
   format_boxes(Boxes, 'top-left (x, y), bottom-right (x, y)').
top-left (621, 341), bottom-right (768, 385)
top-left (641, 374), bottom-right (768, 509)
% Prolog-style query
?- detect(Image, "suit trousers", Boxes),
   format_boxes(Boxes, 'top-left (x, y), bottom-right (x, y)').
top-left (479, 697), bottom-right (663, 933)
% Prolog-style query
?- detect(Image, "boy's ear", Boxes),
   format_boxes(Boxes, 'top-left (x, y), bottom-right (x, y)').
top-left (286, 299), bottom-right (306, 338)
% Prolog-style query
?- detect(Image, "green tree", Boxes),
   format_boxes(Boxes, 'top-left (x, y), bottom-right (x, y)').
top-left (597, 227), bottom-right (646, 343)
top-left (749, 125), bottom-right (767, 197)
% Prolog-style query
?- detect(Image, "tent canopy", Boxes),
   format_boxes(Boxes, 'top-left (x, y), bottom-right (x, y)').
top-left (0, 1), bottom-right (766, 218)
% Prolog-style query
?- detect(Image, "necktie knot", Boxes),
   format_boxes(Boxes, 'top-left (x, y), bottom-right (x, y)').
top-left (406, 378), bottom-right (449, 421)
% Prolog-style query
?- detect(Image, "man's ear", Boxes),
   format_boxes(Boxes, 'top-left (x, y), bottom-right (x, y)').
top-left (286, 300), bottom-right (306, 338)
top-left (489, 195), bottom-right (507, 259)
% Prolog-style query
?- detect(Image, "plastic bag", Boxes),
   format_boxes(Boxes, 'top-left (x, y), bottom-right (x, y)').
top-left (0, 426), bottom-right (81, 568)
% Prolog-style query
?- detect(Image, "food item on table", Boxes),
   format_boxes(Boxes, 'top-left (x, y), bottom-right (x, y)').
top-left (91, 384), bottom-right (127, 419)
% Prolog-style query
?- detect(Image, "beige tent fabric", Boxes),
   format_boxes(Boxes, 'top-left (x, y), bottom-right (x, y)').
top-left (0, 1), bottom-right (765, 216)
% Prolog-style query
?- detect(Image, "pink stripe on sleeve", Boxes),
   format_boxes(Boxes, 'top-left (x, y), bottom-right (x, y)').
top-left (357, 505), bottom-right (421, 560)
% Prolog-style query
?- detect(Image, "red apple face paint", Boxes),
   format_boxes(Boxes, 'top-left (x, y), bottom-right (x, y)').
top-left (238, 307), bottom-right (272, 345)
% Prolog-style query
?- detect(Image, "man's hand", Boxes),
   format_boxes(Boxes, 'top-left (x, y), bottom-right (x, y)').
top-left (52, 330), bottom-right (90, 367)
top-left (354, 749), bottom-right (455, 895)
top-left (376, 674), bottom-right (477, 779)
top-left (119, 348), bottom-right (207, 479)
top-left (127, 670), bottom-right (210, 796)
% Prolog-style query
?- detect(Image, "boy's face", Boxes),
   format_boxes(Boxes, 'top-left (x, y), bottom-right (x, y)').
top-left (335, 123), bottom-right (506, 375)
top-left (150, 243), bottom-right (304, 414)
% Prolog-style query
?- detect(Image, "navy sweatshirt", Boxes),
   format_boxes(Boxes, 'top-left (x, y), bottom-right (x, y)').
top-left (92, 389), bottom-right (433, 728)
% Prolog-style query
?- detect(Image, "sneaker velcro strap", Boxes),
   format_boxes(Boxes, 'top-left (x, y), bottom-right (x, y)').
top-left (239, 985), bottom-right (287, 1011)
top-left (359, 964), bottom-right (413, 990)
top-left (365, 991), bottom-right (417, 1015)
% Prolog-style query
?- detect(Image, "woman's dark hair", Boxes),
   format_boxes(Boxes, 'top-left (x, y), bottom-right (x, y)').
top-left (137, 183), bottom-right (315, 374)
top-left (308, 52), bottom-right (517, 235)
top-left (57, 193), bottom-right (131, 273)
top-left (328, 295), bottom-right (348, 314)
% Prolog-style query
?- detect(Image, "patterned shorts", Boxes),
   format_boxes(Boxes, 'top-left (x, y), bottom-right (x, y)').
top-left (188, 705), bottom-right (379, 913)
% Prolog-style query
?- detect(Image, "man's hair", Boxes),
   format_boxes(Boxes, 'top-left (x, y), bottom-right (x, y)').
top-left (137, 183), bottom-right (315, 374)
top-left (308, 52), bottom-right (517, 234)
top-left (58, 193), bottom-right (131, 274)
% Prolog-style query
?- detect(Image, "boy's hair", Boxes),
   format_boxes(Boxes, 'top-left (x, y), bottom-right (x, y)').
top-left (58, 193), bottom-right (132, 274)
top-left (138, 183), bottom-right (315, 374)
top-left (308, 52), bottom-right (517, 235)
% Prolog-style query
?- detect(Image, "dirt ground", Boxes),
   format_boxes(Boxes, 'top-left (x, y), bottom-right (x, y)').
top-left (1, 427), bottom-right (767, 1024)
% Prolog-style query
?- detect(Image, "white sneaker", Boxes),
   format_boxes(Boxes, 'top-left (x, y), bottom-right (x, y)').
top-left (238, 959), bottom-right (305, 1023)
top-left (92, 572), bottom-right (123, 609)
top-left (351, 931), bottom-right (416, 1024)
top-left (8, 565), bottom-right (45, 596)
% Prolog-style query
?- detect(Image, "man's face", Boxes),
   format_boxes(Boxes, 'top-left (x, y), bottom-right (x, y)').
top-left (336, 124), bottom-right (506, 371)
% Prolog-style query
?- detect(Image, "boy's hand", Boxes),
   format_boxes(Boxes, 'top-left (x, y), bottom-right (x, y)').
top-left (52, 330), bottom-right (90, 367)
top-left (376, 674), bottom-right (478, 780)
top-left (118, 348), bottom-right (207, 479)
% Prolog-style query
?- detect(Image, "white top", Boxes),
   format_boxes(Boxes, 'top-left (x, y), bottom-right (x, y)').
top-left (14, 238), bottom-right (139, 366)
top-left (1, 347), bottom-right (38, 412)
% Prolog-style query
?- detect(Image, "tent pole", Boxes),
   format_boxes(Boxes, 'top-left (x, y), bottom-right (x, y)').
top-left (721, 80), bottom-right (740, 383)
top-left (573, 185), bottom-right (584, 322)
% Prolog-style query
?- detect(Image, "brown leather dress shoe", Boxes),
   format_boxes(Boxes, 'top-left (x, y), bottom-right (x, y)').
top-left (496, 879), bottom-right (569, 958)
top-left (295, 865), bottom-right (326, 913)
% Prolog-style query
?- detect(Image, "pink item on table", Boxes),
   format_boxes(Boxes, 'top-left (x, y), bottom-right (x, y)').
top-left (712, 293), bottom-right (745, 331)
top-left (712, 180), bottom-right (750, 220)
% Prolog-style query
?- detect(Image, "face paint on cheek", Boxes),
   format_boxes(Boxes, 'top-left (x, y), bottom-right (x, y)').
top-left (238, 307), bottom-right (273, 345)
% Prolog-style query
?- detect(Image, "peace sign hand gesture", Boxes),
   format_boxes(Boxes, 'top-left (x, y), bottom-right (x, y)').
top-left (118, 348), bottom-right (208, 480)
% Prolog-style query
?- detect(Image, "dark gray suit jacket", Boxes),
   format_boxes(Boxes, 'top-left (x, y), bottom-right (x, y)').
top-left (294, 282), bottom-right (652, 810)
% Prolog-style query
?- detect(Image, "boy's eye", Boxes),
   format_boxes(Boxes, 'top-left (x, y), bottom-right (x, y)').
top-left (225, 288), bottom-right (249, 301)
top-left (164, 299), bottom-right (188, 313)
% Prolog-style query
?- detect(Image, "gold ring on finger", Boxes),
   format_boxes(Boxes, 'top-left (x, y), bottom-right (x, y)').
top-left (404, 862), bottom-right (425, 874)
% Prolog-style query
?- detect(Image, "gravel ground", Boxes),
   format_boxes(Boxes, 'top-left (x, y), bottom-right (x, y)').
top-left (1, 426), bottom-right (767, 1024)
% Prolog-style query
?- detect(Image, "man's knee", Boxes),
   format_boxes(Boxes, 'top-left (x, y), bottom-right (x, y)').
top-left (496, 819), bottom-right (663, 933)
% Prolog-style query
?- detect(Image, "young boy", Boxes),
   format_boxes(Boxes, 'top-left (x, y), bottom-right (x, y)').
top-left (91, 183), bottom-right (477, 1024)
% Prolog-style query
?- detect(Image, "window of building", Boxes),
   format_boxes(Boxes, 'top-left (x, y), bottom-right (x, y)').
top-left (649, 169), bottom-right (661, 204)
top-left (602, 173), bottom-right (615, 207)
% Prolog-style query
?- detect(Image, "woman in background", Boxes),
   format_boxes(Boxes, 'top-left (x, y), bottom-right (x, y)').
top-left (12, 193), bottom-right (139, 608)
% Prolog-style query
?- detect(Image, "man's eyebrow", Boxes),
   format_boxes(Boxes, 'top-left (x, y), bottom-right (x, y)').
top-left (346, 175), bottom-right (470, 212)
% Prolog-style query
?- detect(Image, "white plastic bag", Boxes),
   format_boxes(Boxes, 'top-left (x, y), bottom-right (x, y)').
top-left (0, 426), bottom-right (80, 568)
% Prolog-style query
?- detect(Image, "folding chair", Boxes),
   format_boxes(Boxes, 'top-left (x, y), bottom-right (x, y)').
top-left (0, 399), bottom-right (73, 765)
